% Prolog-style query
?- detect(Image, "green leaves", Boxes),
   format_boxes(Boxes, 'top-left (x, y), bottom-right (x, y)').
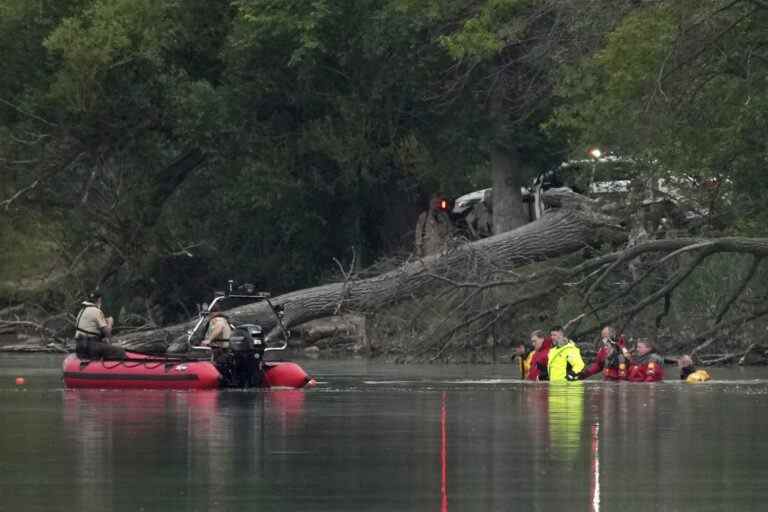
top-left (437, 0), bottom-right (530, 62)
top-left (6, 0), bottom-right (768, 318)
top-left (43, 0), bottom-right (168, 113)
top-left (596, 6), bottom-right (676, 99)
top-left (550, 0), bottom-right (768, 233)
top-left (233, 0), bottom-right (336, 67)
top-left (439, 17), bottom-right (503, 61)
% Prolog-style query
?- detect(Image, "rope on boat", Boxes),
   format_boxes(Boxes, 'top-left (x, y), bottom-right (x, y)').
top-left (94, 355), bottom-right (211, 370)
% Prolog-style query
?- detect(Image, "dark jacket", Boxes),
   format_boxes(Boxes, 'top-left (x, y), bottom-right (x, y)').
top-left (582, 336), bottom-right (627, 381)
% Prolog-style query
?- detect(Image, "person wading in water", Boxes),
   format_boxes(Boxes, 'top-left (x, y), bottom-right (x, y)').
top-left (546, 326), bottom-right (585, 382)
top-left (518, 330), bottom-right (552, 381)
top-left (624, 339), bottom-right (664, 382)
top-left (581, 326), bottom-right (628, 381)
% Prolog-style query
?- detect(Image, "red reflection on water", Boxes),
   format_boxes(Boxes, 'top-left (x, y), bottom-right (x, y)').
top-left (591, 422), bottom-right (600, 512)
top-left (63, 389), bottom-right (220, 435)
top-left (441, 391), bottom-right (448, 512)
top-left (266, 389), bottom-right (306, 429)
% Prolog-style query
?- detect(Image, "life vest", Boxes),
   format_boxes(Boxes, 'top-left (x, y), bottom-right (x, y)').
top-left (521, 351), bottom-right (532, 379)
top-left (74, 303), bottom-right (104, 339)
top-left (583, 338), bottom-right (627, 380)
top-left (547, 340), bottom-right (585, 382)
top-left (628, 352), bottom-right (664, 382)
top-left (602, 343), bottom-right (627, 381)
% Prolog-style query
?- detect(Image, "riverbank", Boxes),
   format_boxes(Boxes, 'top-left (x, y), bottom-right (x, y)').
top-left (3, 301), bottom-right (766, 366)
top-left (0, 333), bottom-right (68, 353)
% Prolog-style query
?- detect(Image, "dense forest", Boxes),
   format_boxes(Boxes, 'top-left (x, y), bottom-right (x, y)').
top-left (2, 0), bottom-right (768, 361)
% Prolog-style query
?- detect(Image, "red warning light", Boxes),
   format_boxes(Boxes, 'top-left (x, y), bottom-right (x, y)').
top-left (440, 199), bottom-right (448, 211)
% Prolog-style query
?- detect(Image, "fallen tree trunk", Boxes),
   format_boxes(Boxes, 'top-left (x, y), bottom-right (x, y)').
top-left (291, 315), bottom-right (366, 345)
top-left (116, 190), bottom-right (626, 351)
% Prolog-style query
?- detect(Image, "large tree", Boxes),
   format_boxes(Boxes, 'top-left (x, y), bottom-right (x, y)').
top-left (553, 0), bottom-right (768, 233)
top-left (394, 0), bottom-right (624, 233)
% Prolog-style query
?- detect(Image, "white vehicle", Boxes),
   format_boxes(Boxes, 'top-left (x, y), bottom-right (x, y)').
top-left (455, 155), bottom-right (726, 227)
top-left (452, 188), bottom-right (492, 215)
top-left (523, 156), bottom-right (637, 220)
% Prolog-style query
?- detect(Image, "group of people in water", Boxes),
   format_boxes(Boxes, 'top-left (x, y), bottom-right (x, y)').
top-left (518, 325), bottom-right (711, 383)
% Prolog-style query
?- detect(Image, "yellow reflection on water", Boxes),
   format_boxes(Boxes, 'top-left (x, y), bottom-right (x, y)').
top-left (548, 382), bottom-right (585, 462)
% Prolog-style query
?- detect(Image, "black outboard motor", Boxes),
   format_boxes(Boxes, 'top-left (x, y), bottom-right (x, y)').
top-left (217, 324), bottom-right (266, 388)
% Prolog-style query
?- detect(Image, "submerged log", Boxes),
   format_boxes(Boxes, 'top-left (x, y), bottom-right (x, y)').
top-left (116, 189), bottom-right (626, 352)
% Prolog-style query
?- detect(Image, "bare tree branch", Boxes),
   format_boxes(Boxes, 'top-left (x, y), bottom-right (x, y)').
top-left (713, 255), bottom-right (763, 324)
top-left (0, 96), bottom-right (57, 127)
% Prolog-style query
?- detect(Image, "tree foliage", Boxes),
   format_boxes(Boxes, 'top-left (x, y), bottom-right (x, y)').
top-left (552, 0), bottom-right (768, 232)
top-left (1, 0), bottom-right (766, 335)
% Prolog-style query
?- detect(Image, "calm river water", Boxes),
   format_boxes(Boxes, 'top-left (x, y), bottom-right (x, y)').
top-left (1, 354), bottom-right (767, 511)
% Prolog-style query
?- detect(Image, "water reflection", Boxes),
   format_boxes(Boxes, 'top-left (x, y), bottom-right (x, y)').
top-left (5, 356), bottom-right (768, 511)
top-left (548, 383), bottom-right (585, 463)
top-left (440, 391), bottom-right (448, 512)
top-left (591, 422), bottom-right (600, 512)
top-left (61, 389), bottom-right (306, 511)
top-left (265, 389), bottom-right (306, 430)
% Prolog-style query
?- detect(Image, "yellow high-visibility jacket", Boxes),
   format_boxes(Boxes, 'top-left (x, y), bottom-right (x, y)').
top-left (547, 340), bottom-right (585, 381)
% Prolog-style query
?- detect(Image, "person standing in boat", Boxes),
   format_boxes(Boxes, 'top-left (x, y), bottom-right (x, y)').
top-left (74, 291), bottom-right (125, 360)
top-left (624, 338), bottom-right (664, 382)
top-left (580, 326), bottom-right (627, 381)
top-left (546, 326), bottom-right (585, 382)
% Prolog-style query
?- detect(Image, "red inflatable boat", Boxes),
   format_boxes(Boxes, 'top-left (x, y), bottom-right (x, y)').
top-left (62, 352), bottom-right (313, 390)
top-left (64, 285), bottom-right (315, 390)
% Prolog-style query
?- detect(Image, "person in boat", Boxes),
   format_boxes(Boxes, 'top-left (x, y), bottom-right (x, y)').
top-left (580, 326), bottom-right (627, 381)
top-left (199, 302), bottom-right (269, 387)
top-left (519, 330), bottom-right (552, 381)
top-left (200, 303), bottom-right (232, 347)
top-left (624, 338), bottom-right (664, 382)
top-left (678, 354), bottom-right (711, 383)
top-left (546, 326), bottom-right (585, 382)
top-left (74, 291), bottom-right (125, 360)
